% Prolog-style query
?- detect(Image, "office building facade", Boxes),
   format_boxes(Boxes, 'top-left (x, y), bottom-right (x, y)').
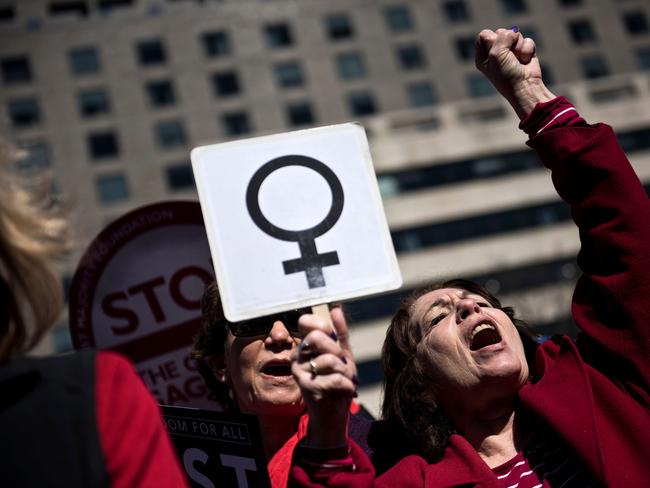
top-left (2, 0), bottom-right (649, 413)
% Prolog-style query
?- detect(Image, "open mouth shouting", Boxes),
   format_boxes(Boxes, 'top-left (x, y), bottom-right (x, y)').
top-left (469, 322), bottom-right (503, 351)
top-left (261, 359), bottom-right (293, 378)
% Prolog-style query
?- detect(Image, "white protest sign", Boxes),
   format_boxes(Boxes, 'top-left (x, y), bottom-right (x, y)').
top-left (191, 123), bottom-right (402, 321)
top-left (69, 201), bottom-right (218, 409)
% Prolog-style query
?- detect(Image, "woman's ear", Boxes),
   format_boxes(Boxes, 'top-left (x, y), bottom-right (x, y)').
top-left (207, 355), bottom-right (229, 383)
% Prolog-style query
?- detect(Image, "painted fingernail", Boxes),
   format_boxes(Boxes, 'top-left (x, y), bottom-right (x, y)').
top-left (297, 340), bottom-right (311, 356)
top-left (352, 374), bottom-right (359, 386)
top-left (329, 331), bottom-right (338, 341)
top-left (510, 26), bottom-right (519, 33)
top-left (341, 356), bottom-right (347, 365)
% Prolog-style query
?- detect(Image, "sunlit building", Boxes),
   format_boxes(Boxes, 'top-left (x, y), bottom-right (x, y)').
top-left (1, 0), bottom-right (649, 414)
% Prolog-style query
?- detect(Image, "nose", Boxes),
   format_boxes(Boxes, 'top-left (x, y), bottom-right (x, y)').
top-left (456, 298), bottom-right (481, 322)
top-left (264, 320), bottom-right (294, 346)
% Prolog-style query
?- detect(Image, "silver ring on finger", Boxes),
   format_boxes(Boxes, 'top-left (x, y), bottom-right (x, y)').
top-left (309, 360), bottom-right (318, 378)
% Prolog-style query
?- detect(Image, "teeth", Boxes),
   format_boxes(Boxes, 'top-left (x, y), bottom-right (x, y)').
top-left (471, 323), bottom-right (495, 340)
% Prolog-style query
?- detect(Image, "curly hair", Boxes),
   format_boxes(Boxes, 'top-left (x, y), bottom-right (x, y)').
top-left (191, 281), bottom-right (237, 410)
top-left (374, 279), bottom-right (539, 470)
top-left (0, 139), bottom-right (70, 361)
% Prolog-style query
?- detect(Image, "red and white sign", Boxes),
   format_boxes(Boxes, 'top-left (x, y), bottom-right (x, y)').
top-left (69, 201), bottom-right (218, 409)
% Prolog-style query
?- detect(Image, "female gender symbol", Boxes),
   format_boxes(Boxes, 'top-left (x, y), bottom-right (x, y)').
top-left (246, 155), bottom-right (344, 289)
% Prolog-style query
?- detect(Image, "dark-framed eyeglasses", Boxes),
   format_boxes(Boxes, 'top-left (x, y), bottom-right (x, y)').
top-left (226, 308), bottom-right (311, 338)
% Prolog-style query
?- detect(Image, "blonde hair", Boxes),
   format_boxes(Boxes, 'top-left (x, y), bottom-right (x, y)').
top-left (0, 138), bottom-right (70, 360)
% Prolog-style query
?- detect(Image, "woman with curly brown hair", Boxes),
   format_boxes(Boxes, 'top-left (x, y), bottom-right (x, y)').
top-left (373, 278), bottom-right (539, 470)
top-left (289, 28), bottom-right (650, 487)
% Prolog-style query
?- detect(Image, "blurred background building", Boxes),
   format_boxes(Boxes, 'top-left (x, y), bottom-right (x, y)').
top-left (1, 0), bottom-right (649, 415)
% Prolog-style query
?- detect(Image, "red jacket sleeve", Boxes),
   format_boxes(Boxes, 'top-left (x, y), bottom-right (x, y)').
top-left (290, 439), bottom-right (375, 488)
top-left (95, 351), bottom-right (189, 487)
top-left (527, 107), bottom-right (650, 406)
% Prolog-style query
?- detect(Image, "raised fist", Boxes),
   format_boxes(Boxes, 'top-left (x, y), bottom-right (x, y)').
top-left (475, 28), bottom-right (554, 119)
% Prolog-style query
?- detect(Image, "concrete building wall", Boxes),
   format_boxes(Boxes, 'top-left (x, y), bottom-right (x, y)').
top-left (1, 0), bottom-right (650, 413)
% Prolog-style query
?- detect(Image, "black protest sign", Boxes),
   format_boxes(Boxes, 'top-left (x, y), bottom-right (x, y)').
top-left (162, 406), bottom-right (271, 488)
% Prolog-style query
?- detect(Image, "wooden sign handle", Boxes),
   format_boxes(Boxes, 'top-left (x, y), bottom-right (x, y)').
top-left (311, 303), bottom-right (332, 327)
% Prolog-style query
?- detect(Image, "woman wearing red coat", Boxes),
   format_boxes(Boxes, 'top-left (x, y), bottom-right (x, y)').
top-left (289, 28), bottom-right (650, 487)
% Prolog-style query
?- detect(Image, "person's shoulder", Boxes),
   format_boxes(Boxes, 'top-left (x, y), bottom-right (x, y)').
top-left (0, 351), bottom-right (99, 410)
top-left (95, 350), bottom-right (135, 372)
top-left (377, 454), bottom-right (428, 484)
top-left (7, 350), bottom-right (97, 383)
top-left (94, 351), bottom-right (145, 394)
top-left (536, 334), bottom-right (576, 357)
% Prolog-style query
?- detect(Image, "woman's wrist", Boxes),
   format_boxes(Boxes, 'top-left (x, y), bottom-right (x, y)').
top-left (509, 78), bottom-right (556, 120)
top-left (304, 411), bottom-right (349, 449)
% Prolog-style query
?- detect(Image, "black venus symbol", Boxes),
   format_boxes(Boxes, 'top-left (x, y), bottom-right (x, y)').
top-left (246, 155), bottom-right (344, 289)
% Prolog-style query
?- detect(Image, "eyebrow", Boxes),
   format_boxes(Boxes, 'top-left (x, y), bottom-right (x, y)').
top-left (424, 292), bottom-right (488, 315)
top-left (424, 298), bottom-right (450, 316)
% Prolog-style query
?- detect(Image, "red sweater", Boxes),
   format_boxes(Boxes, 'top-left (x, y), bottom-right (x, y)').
top-left (291, 99), bottom-right (650, 487)
top-left (96, 352), bottom-right (188, 487)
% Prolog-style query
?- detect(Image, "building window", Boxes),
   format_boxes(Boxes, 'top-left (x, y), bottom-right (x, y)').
top-left (274, 61), bottom-right (305, 88)
top-left (443, 1), bottom-right (470, 23)
top-left (376, 148), bottom-right (540, 196)
top-left (397, 45), bottom-right (426, 70)
top-left (636, 46), bottom-right (650, 70)
top-left (347, 91), bottom-right (377, 116)
top-left (520, 26), bottom-right (541, 48)
top-left (165, 163), bottom-right (195, 191)
top-left (212, 71), bottom-right (240, 97)
top-left (581, 54), bottom-right (609, 79)
top-left (68, 47), bottom-right (101, 75)
top-left (384, 5), bottom-right (413, 32)
top-left (78, 88), bottom-right (110, 117)
top-left (286, 102), bottom-right (315, 126)
top-left (623, 11), bottom-right (649, 36)
top-left (407, 82), bottom-right (437, 107)
top-left (568, 19), bottom-right (597, 44)
top-left (88, 131), bottom-right (119, 160)
top-left (96, 173), bottom-right (129, 203)
top-left (1, 56), bottom-right (32, 84)
top-left (146, 79), bottom-right (176, 107)
top-left (336, 52), bottom-right (366, 79)
top-left (17, 141), bottom-right (50, 172)
top-left (389, 200), bottom-right (574, 254)
top-left (201, 30), bottom-right (231, 57)
top-left (222, 111), bottom-right (251, 136)
top-left (264, 23), bottom-right (293, 48)
top-left (467, 74), bottom-right (496, 98)
top-left (48, 1), bottom-right (89, 18)
top-left (136, 39), bottom-right (167, 66)
top-left (540, 63), bottom-right (555, 85)
top-left (500, 0), bottom-right (527, 14)
top-left (455, 36), bottom-right (476, 61)
top-left (558, 0), bottom-right (582, 7)
top-left (325, 13), bottom-right (354, 40)
top-left (0, 6), bottom-right (16, 22)
top-left (154, 120), bottom-right (186, 149)
top-left (98, 0), bottom-right (134, 14)
top-left (8, 98), bottom-right (41, 128)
